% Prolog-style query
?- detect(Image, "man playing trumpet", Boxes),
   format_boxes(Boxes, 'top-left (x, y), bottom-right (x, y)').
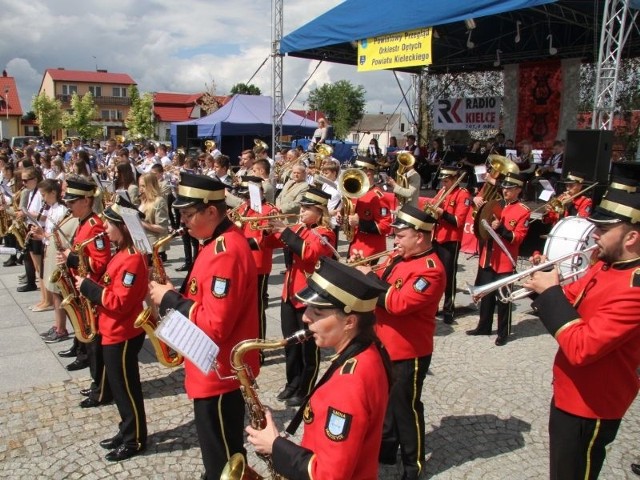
top-left (542, 170), bottom-right (593, 225)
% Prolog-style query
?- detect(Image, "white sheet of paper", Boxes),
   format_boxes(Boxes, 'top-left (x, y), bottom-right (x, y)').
top-left (532, 150), bottom-right (544, 164)
top-left (538, 189), bottom-right (554, 201)
top-left (156, 309), bottom-right (220, 375)
top-left (474, 164), bottom-right (487, 183)
top-left (119, 207), bottom-right (153, 254)
top-left (249, 183), bottom-right (262, 214)
top-left (505, 149), bottom-right (517, 160)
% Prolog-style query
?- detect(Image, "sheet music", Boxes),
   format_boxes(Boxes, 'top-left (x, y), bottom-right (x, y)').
top-left (156, 309), bottom-right (220, 375)
top-left (538, 179), bottom-right (555, 201)
top-left (119, 207), bottom-right (153, 253)
top-left (474, 164), bottom-right (487, 183)
top-left (532, 150), bottom-right (544, 164)
top-left (248, 183), bottom-right (262, 213)
top-left (505, 149), bottom-right (517, 160)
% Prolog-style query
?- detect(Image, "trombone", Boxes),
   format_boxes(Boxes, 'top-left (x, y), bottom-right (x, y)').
top-left (235, 213), bottom-right (299, 230)
top-left (467, 244), bottom-right (598, 304)
top-left (530, 182), bottom-right (599, 218)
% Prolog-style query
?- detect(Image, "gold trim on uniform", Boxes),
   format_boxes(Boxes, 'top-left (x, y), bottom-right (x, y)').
top-left (554, 318), bottom-right (581, 340)
top-left (189, 277), bottom-right (198, 295)
top-left (599, 199), bottom-right (640, 223)
top-left (66, 187), bottom-right (95, 197)
top-left (311, 274), bottom-right (379, 313)
top-left (178, 185), bottom-right (226, 203)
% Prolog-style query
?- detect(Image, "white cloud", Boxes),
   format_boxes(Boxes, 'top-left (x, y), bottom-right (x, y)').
top-left (1, 0), bottom-right (409, 117)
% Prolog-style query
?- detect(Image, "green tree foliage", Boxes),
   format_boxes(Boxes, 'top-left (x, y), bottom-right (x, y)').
top-left (32, 93), bottom-right (63, 138)
top-left (62, 92), bottom-right (102, 139)
top-left (308, 80), bottom-right (366, 140)
top-left (230, 83), bottom-right (261, 95)
top-left (125, 86), bottom-right (155, 139)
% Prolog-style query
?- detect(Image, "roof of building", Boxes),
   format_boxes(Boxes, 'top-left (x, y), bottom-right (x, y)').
top-left (153, 93), bottom-right (232, 122)
top-left (290, 109), bottom-right (327, 122)
top-left (350, 113), bottom-right (403, 132)
top-left (0, 71), bottom-right (23, 117)
top-left (44, 68), bottom-right (136, 85)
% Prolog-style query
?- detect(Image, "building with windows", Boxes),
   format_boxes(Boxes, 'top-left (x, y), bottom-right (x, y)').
top-left (38, 68), bottom-right (136, 139)
top-left (348, 112), bottom-right (409, 155)
top-left (0, 70), bottom-right (23, 140)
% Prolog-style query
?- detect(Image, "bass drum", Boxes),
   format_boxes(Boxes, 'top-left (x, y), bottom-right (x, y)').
top-left (543, 216), bottom-right (596, 280)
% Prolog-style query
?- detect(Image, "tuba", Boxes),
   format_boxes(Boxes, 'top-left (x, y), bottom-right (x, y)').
top-left (221, 329), bottom-right (314, 480)
top-left (205, 139), bottom-right (217, 153)
top-left (134, 229), bottom-right (185, 367)
top-left (337, 168), bottom-right (370, 243)
top-left (253, 139), bottom-right (268, 154)
top-left (60, 233), bottom-right (105, 343)
top-left (395, 151), bottom-right (415, 206)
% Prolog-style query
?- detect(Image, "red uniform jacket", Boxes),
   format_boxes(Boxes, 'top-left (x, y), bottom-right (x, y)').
top-left (431, 186), bottom-right (472, 243)
top-left (239, 200), bottom-right (279, 275)
top-left (160, 218), bottom-right (260, 399)
top-left (264, 223), bottom-right (336, 309)
top-left (479, 201), bottom-right (530, 274)
top-left (544, 195), bottom-right (593, 224)
top-left (349, 187), bottom-right (392, 258)
top-left (80, 247), bottom-right (148, 345)
top-left (532, 258), bottom-right (640, 419)
top-left (374, 249), bottom-right (446, 360)
top-left (272, 344), bottom-right (389, 480)
top-left (66, 213), bottom-right (111, 282)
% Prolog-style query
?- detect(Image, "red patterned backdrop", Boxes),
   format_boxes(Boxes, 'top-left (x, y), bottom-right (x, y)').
top-left (516, 60), bottom-right (562, 151)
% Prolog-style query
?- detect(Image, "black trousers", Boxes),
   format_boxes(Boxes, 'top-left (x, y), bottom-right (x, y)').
top-left (194, 389), bottom-right (246, 480)
top-left (280, 300), bottom-right (319, 397)
top-left (434, 240), bottom-right (461, 318)
top-left (379, 355), bottom-right (431, 480)
top-left (549, 401), bottom-right (621, 480)
top-left (85, 334), bottom-right (112, 403)
top-left (474, 267), bottom-right (513, 339)
top-left (103, 333), bottom-right (147, 449)
top-left (257, 274), bottom-right (269, 341)
top-left (181, 229), bottom-right (199, 265)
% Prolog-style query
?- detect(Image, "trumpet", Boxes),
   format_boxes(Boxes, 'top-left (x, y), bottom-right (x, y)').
top-left (347, 247), bottom-right (399, 267)
top-left (467, 245), bottom-right (598, 304)
top-left (236, 213), bottom-right (299, 230)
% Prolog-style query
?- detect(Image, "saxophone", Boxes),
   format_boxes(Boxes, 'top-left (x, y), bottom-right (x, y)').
top-left (6, 187), bottom-right (26, 248)
top-left (221, 329), bottom-right (314, 480)
top-left (134, 228), bottom-right (185, 367)
top-left (60, 233), bottom-right (105, 343)
top-left (49, 218), bottom-right (77, 299)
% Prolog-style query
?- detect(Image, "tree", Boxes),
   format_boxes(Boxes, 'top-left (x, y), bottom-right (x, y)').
top-left (230, 83), bottom-right (261, 95)
top-left (32, 93), bottom-right (63, 139)
top-left (62, 92), bottom-right (102, 139)
top-left (308, 80), bottom-right (366, 140)
top-left (125, 85), bottom-right (155, 139)
top-left (200, 76), bottom-right (220, 115)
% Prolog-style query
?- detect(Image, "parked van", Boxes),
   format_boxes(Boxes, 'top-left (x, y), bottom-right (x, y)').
top-left (10, 136), bottom-right (39, 150)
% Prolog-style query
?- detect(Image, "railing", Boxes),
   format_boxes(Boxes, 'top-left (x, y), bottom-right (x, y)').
top-left (56, 95), bottom-right (132, 106)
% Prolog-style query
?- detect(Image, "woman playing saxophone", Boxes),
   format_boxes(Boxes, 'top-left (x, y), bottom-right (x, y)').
top-left (247, 257), bottom-right (391, 480)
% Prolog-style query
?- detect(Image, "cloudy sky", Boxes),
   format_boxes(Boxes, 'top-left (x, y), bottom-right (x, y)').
top-left (2, 0), bottom-right (413, 117)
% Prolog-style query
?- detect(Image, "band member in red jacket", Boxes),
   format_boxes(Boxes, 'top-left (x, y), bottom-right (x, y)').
top-left (149, 172), bottom-right (259, 480)
top-left (357, 204), bottom-right (445, 480)
top-left (247, 257), bottom-right (392, 480)
top-left (235, 175), bottom-right (278, 344)
top-left (347, 158), bottom-right (392, 259)
top-left (264, 187), bottom-right (336, 407)
top-left (77, 197), bottom-right (148, 461)
top-left (58, 177), bottom-right (112, 407)
top-left (543, 171), bottom-right (593, 224)
top-left (467, 172), bottom-right (530, 346)
top-left (524, 188), bottom-right (640, 480)
top-left (428, 165), bottom-right (472, 324)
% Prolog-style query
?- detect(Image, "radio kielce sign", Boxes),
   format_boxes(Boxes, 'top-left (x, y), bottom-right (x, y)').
top-left (357, 28), bottom-right (432, 72)
top-left (433, 97), bottom-right (501, 130)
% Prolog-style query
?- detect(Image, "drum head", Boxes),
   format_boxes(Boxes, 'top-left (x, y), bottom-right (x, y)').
top-left (543, 216), bottom-right (595, 279)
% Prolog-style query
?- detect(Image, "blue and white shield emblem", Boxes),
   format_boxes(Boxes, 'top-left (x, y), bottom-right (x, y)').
top-left (95, 236), bottom-right (105, 250)
top-left (211, 277), bottom-right (230, 298)
top-left (324, 407), bottom-right (352, 441)
top-left (359, 55), bottom-right (366, 66)
top-left (122, 271), bottom-right (136, 288)
top-left (413, 277), bottom-right (430, 293)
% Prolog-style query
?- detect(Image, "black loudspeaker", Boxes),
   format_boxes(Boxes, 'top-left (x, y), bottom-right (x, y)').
top-left (610, 161), bottom-right (640, 181)
top-left (563, 130), bottom-right (613, 184)
top-left (176, 125), bottom-right (197, 149)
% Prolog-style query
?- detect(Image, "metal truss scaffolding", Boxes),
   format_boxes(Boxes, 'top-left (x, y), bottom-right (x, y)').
top-left (272, 0), bottom-right (284, 154)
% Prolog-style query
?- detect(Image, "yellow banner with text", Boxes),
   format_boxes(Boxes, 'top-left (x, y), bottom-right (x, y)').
top-left (357, 28), bottom-right (432, 72)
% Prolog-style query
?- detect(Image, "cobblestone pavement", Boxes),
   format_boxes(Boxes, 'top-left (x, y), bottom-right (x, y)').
top-left (1, 239), bottom-right (639, 479)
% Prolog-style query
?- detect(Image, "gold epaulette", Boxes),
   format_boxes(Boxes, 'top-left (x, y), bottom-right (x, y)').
top-left (426, 258), bottom-right (437, 268)
top-left (127, 247), bottom-right (136, 255)
top-left (633, 268), bottom-right (640, 288)
top-left (520, 202), bottom-right (531, 211)
top-left (88, 217), bottom-right (97, 226)
top-left (215, 236), bottom-right (227, 254)
top-left (340, 358), bottom-right (358, 375)
top-left (374, 189), bottom-right (384, 198)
